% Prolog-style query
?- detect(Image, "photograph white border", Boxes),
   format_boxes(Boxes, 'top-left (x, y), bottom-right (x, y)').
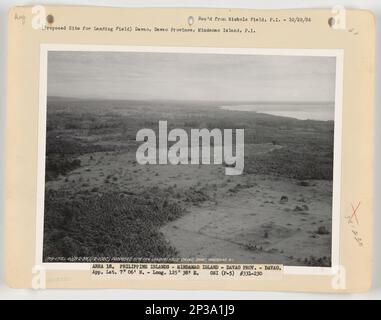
top-left (36, 44), bottom-right (344, 276)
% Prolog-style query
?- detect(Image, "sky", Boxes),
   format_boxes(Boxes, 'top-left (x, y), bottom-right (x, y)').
top-left (48, 51), bottom-right (336, 103)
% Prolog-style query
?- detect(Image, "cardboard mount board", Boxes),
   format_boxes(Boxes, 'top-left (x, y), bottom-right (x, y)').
top-left (5, 6), bottom-right (375, 292)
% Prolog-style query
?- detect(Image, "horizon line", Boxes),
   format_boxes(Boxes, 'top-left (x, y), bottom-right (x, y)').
top-left (47, 96), bottom-right (335, 105)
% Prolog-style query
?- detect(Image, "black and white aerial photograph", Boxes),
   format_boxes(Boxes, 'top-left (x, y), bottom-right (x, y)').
top-left (42, 49), bottom-right (336, 267)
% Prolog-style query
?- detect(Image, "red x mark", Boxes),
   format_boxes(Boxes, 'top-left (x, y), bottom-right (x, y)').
top-left (350, 202), bottom-right (361, 225)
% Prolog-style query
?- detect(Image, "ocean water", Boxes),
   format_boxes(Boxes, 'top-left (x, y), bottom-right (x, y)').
top-left (220, 103), bottom-right (335, 121)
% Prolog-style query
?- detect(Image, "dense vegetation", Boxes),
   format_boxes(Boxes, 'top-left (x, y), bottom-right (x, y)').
top-left (44, 190), bottom-right (183, 261)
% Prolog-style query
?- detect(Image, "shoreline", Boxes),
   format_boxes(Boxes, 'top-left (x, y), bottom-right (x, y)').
top-left (219, 105), bottom-right (334, 122)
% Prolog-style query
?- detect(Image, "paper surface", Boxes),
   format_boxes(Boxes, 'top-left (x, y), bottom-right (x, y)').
top-left (5, 6), bottom-right (375, 291)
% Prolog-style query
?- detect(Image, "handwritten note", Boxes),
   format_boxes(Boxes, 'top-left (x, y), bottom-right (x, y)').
top-left (345, 202), bottom-right (364, 248)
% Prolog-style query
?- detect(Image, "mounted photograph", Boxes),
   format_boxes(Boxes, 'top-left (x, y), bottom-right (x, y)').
top-left (41, 47), bottom-right (338, 267)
